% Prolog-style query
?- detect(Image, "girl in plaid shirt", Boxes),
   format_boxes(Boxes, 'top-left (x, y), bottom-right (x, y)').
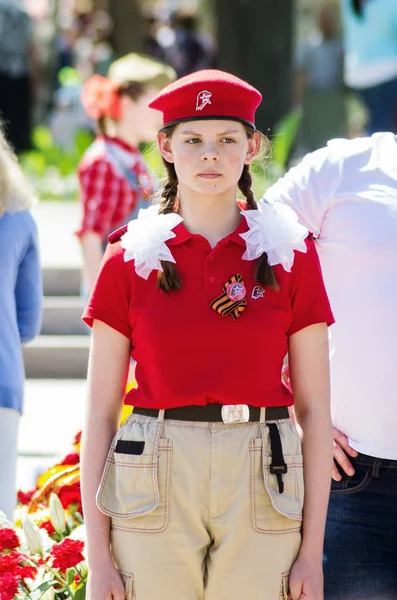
top-left (76, 53), bottom-right (175, 292)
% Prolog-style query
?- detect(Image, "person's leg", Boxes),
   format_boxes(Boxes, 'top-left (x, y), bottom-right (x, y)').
top-left (0, 407), bottom-right (20, 520)
top-left (99, 414), bottom-right (211, 600)
top-left (205, 418), bottom-right (302, 600)
top-left (324, 454), bottom-right (397, 600)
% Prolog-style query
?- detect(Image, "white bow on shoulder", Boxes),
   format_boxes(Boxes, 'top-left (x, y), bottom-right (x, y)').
top-left (120, 204), bottom-right (183, 280)
top-left (239, 200), bottom-right (308, 272)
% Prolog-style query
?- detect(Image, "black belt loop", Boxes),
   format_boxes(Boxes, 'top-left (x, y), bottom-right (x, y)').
top-left (267, 423), bottom-right (288, 494)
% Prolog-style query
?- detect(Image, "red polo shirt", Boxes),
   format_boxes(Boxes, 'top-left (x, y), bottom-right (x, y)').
top-left (82, 218), bottom-right (334, 409)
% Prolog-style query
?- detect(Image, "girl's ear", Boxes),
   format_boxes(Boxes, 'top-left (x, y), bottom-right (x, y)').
top-left (157, 133), bottom-right (174, 163)
top-left (245, 131), bottom-right (261, 164)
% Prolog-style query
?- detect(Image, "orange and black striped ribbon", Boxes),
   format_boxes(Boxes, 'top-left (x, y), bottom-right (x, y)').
top-left (210, 274), bottom-right (247, 320)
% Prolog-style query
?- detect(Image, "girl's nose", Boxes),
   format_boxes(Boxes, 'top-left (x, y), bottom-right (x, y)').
top-left (201, 146), bottom-right (220, 161)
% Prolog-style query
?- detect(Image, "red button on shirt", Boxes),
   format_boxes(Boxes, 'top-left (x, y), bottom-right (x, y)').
top-left (83, 218), bottom-right (334, 409)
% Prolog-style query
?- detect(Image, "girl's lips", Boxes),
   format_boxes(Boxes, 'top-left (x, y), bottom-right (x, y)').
top-left (198, 173), bottom-right (221, 179)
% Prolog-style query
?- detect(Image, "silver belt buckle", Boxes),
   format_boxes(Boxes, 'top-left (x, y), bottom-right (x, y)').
top-left (221, 404), bottom-right (250, 424)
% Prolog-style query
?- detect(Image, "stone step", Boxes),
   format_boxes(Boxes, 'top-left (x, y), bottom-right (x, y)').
top-left (42, 267), bottom-right (81, 297)
top-left (41, 296), bottom-right (88, 335)
top-left (23, 336), bottom-right (90, 379)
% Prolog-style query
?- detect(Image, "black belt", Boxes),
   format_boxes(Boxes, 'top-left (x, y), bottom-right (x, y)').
top-left (133, 404), bottom-right (289, 422)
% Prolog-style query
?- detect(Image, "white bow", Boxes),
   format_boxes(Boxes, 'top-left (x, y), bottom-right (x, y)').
top-left (239, 200), bottom-right (308, 272)
top-left (120, 204), bottom-right (183, 279)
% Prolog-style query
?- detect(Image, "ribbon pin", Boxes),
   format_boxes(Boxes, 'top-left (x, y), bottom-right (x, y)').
top-left (210, 274), bottom-right (247, 320)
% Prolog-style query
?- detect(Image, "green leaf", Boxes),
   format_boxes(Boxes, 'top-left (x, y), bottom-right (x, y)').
top-left (271, 108), bottom-right (302, 168)
top-left (67, 569), bottom-right (77, 586)
top-left (73, 582), bottom-right (87, 600)
top-left (31, 126), bottom-right (54, 152)
top-left (74, 130), bottom-right (94, 156)
top-left (58, 66), bottom-right (82, 87)
top-left (28, 580), bottom-right (57, 600)
top-left (19, 151), bottom-right (47, 176)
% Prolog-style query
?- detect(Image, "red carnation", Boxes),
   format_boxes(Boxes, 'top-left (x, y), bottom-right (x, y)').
top-left (73, 431), bottom-right (82, 446)
top-left (39, 520), bottom-right (55, 536)
top-left (58, 482), bottom-right (82, 513)
top-left (0, 552), bottom-right (20, 576)
top-left (0, 551), bottom-right (37, 582)
top-left (0, 529), bottom-right (20, 553)
top-left (17, 489), bottom-right (35, 505)
top-left (58, 453), bottom-right (80, 466)
top-left (0, 572), bottom-right (20, 600)
top-left (51, 539), bottom-right (84, 572)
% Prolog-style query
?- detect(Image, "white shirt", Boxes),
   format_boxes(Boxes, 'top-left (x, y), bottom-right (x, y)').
top-left (264, 132), bottom-right (397, 459)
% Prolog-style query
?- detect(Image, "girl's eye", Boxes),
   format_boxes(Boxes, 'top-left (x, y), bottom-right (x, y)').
top-left (186, 138), bottom-right (201, 144)
top-left (221, 137), bottom-right (235, 144)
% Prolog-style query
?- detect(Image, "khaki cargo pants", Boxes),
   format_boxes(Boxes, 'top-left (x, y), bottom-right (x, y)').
top-left (97, 410), bottom-right (304, 599)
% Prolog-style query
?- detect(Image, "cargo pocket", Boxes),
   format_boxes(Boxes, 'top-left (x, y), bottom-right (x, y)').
top-left (250, 436), bottom-right (304, 533)
top-left (97, 417), bottom-right (172, 532)
top-left (279, 572), bottom-right (290, 600)
top-left (119, 571), bottom-right (135, 600)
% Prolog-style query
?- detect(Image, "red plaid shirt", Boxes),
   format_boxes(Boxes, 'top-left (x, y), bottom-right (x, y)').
top-left (76, 136), bottom-right (155, 241)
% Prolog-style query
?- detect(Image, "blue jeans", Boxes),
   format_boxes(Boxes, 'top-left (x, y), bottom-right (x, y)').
top-left (324, 453), bottom-right (397, 599)
top-left (359, 76), bottom-right (397, 134)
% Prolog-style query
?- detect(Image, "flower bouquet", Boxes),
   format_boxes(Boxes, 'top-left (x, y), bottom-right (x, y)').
top-left (0, 432), bottom-right (86, 600)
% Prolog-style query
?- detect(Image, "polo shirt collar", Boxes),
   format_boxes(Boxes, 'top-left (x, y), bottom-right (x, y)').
top-left (168, 215), bottom-right (248, 247)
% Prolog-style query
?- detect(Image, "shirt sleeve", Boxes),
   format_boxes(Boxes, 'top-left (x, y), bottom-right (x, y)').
top-left (264, 145), bottom-right (341, 238)
top-left (288, 237), bottom-right (334, 336)
top-left (82, 243), bottom-right (132, 339)
top-left (15, 215), bottom-right (43, 343)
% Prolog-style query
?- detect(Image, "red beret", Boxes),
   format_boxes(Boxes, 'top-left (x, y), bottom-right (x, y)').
top-left (149, 69), bottom-right (262, 129)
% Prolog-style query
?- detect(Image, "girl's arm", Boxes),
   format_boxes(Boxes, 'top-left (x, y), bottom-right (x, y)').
top-left (80, 231), bottom-right (105, 292)
top-left (80, 319), bottom-right (130, 571)
top-left (288, 322), bottom-right (333, 599)
top-left (15, 222), bottom-right (42, 344)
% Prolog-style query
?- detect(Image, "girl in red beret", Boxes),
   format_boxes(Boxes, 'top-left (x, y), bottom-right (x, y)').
top-left (81, 69), bottom-right (334, 600)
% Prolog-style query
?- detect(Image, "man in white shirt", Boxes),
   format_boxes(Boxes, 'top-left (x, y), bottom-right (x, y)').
top-left (264, 132), bottom-right (397, 599)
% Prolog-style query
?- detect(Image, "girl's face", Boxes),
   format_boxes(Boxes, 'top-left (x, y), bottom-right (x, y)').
top-left (158, 120), bottom-right (259, 198)
top-left (121, 86), bottom-right (164, 143)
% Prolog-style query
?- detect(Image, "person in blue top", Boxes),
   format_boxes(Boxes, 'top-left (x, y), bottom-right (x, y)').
top-left (0, 127), bottom-right (42, 519)
top-left (341, 0), bottom-right (397, 133)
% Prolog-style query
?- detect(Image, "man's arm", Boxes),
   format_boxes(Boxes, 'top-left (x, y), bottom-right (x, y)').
top-left (264, 145), bottom-right (341, 237)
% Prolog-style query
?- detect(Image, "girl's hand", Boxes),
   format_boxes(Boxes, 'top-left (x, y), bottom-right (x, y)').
top-left (288, 555), bottom-right (323, 600)
top-left (87, 564), bottom-right (126, 600)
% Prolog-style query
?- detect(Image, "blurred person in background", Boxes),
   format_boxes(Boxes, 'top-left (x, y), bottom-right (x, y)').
top-left (166, 10), bottom-right (217, 77)
top-left (341, 0), bottom-right (397, 134)
top-left (0, 0), bottom-right (39, 153)
top-left (0, 126), bottom-right (42, 520)
top-left (76, 53), bottom-right (176, 295)
top-left (293, 3), bottom-right (345, 155)
top-left (264, 131), bottom-right (397, 598)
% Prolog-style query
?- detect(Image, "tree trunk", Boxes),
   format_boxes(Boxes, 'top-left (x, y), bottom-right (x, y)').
top-left (214, 0), bottom-right (293, 133)
top-left (108, 0), bottom-right (147, 57)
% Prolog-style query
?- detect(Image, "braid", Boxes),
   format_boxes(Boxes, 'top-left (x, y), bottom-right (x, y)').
top-left (238, 163), bottom-right (279, 291)
top-left (157, 160), bottom-right (183, 292)
top-left (238, 164), bottom-right (256, 210)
